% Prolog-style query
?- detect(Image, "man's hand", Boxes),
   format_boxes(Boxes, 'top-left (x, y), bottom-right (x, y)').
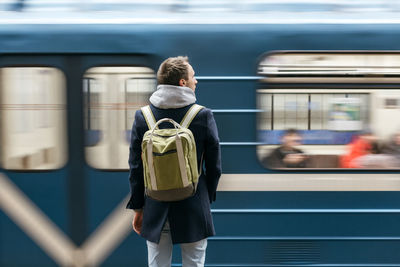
top-left (132, 209), bottom-right (143, 235)
top-left (283, 154), bottom-right (306, 165)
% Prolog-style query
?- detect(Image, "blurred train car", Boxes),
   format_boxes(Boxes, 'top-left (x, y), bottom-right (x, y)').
top-left (2, 6), bottom-right (400, 267)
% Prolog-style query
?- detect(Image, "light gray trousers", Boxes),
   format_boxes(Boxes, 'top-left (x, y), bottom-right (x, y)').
top-left (147, 221), bottom-right (207, 267)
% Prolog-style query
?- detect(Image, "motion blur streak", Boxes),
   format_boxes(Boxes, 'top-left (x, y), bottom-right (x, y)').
top-left (0, 173), bottom-right (77, 266)
top-left (0, 173), bottom-right (135, 266)
top-left (80, 195), bottom-right (133, 267)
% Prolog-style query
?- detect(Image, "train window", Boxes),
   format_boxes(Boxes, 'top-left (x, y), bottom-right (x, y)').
top-left (0, 67), bottom-right (67, 170)
top-left (257, 52), bottom-right (400, 170)
top-left (83, 67), bottom-right (156, 169)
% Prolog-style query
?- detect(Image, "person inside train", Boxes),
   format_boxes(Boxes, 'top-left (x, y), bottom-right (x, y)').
top-left (263, 128), bottom-right (308, 168)
top-left (126, 56), bottom-right (221, 267)
top-left (381, 130), bottom-right (400, 167)
top-left (340, 128), bottom-right (384, 168)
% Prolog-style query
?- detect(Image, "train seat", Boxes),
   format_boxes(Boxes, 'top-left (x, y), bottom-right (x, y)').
top-left (307, 154), bottom-right (339, 168)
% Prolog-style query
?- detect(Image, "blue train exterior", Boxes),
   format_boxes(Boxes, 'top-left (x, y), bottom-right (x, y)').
top-left (2, 20), bottom-right (400, 266)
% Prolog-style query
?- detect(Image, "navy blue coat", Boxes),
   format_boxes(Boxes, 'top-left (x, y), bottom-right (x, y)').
top-left (126, 103), bottom-right (221, 244)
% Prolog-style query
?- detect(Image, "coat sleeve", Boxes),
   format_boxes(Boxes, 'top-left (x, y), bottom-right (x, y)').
top-left (263, 148), bottom-right (285, 169)
top-left (126, 110), bottom-right (145, 210)
top-left (204, 109), bottom-right (222, 203)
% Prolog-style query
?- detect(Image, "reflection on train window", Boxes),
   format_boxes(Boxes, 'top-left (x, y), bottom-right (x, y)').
top-left (83, 67), bottom-right (156, 169)
top-left (0, 67), bottom-right (67, 170)
top-left (257, 52), bottom-right (400, 169)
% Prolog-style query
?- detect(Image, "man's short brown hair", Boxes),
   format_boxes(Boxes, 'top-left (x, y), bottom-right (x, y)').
top-left (157, 56), bottom-right (189, 86)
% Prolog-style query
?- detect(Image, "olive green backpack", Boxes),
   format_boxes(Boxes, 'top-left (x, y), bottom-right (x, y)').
top-left (141, 104), bottom-right (203, 201)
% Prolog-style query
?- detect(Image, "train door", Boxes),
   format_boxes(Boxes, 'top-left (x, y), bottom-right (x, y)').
top-left (0, 56), bottom-right (70, 266)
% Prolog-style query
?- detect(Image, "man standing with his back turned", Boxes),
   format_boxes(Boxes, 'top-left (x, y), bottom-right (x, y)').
top-left (126, 56), bottom-right (221, 267)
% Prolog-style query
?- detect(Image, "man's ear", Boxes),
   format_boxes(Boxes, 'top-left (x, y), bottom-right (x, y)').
top-left (179, 79), bottom-right (186, 87)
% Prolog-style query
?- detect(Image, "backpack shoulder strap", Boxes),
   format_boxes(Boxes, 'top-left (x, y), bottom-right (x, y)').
top-left (141, 105), bottom-right (156, 130)
top-left (180, 104), bottom-right (204, 128)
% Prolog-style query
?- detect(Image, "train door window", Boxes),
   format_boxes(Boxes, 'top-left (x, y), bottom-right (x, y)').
top-left (83, 67), bottom-right (156, 169)
top-left (257, 52), bottom-right (400, 169)
top-left (0, 67), bottom-right (67, 170)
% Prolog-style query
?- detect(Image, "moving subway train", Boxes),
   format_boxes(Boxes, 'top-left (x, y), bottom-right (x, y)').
top-left (2, 8), bottom-right (400, 267)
